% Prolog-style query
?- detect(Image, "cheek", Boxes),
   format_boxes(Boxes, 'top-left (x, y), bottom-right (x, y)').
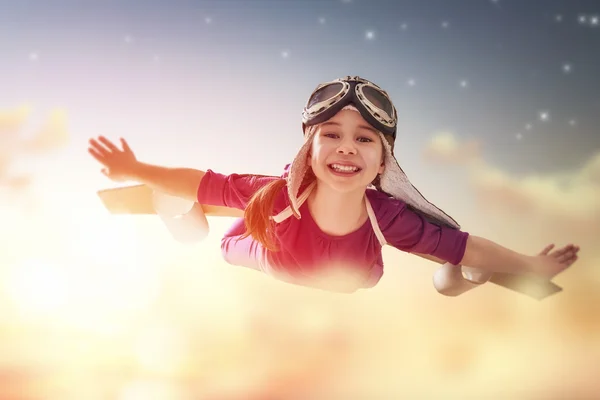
top-left (310, 141), bottom-right (328, 160)
top-left (309, 142), bottom-right (321, 168)
top-left (365, 148), bottom-right (383, 168)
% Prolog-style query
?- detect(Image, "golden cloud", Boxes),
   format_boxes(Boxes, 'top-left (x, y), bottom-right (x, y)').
top-left (423, 132), bottom-right (600, 236)
top-left (25, 109), bottom-right (70, 152)
top-left (0, 105), bottom-right (31, 136)
top-left (0, 106), bottom-right (69, 191)
top-left (422, 131), bottom-right (482, 166)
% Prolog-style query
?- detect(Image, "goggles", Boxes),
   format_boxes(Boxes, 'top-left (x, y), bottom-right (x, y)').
top-left (302, 76), bottom-right (397, 138)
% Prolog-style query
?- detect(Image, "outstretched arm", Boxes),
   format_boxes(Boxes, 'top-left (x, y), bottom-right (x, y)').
top-left (128, 162), bottom-right (205, 203)
top-left (88, 136), bottom-right (204, 203)
top-left (460, 236), bottom-right (578, 279)
top-left (414, 242), bottom-right (579, 296)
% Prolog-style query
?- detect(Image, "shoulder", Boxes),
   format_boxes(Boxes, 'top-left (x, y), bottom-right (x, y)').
top-left (235, 173), bottom-right (281, 188)
top-left (198, 169), bottom-right (285, 208)
top-left (365, 188), bottom-right (408, 217)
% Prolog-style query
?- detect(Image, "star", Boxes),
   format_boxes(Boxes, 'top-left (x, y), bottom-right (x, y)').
top-left (539, 111), bottom-right (550, 122)
top-left (562, 63), bottom-right (572, 73)
top-left (578, 15), bottom-right (587, 24)
top-left (569, 119), bottom-right (577, 126)
top-left (525, 123), bottom-right (532, 131)
top-left (591, 16), bottom-right (599, 26)
top-left (516, 133), bottom-right (523, 140)
top-left (318, 17), bottom-right (326, 25)
top-left (555, 14), bottom-right (563, 22)
top-left (29, 52), bottom-right (39, 61)
top-left (407, 79), bottom-right (416, 87)
top-left (459, 79), bottom-right (468, 88)
top-left (400, 23), bottom-right (408, 31)
top-left (281, 50), bottom-right (290, 59)
top-left (441, 21), bottom-right (450, 29)
top-left (365, 30), bottom-right (376, 40)
top-left (205, 17), bottom-right (212, 24)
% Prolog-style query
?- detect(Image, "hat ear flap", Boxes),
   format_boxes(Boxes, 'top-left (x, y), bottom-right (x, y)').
top-left (383, 134), bottom-right (395, 155)
top-left (286, 125), bottom-right (319, 218)
top-left (375, 132), bottom-right (461, 229)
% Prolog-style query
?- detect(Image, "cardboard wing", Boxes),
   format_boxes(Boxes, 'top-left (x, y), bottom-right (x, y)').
top-left (97, 184), bottom-right (243, 243)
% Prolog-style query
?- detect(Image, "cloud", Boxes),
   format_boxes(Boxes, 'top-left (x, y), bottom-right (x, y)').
top-left (422, 132), bottom-right (600, 239)
top-left (24, 109), bottom-right (70, 152)
top-left (581, 151), bottom-right (600, 187)
top-left (422, 131), bottom-right (482, 166)
top-left (0, 105), bottom-right (31, 136)
top-left (0, 106), bottom-right (70, 193)
top-left (0, 105), bottom-right (30, 178)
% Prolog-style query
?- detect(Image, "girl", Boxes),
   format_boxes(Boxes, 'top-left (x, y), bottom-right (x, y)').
top-left (88, 76), bottom-right (579, 294)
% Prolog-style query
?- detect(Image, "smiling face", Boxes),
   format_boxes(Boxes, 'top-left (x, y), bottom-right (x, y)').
top-left (309, 108), bottom-right (385, 194)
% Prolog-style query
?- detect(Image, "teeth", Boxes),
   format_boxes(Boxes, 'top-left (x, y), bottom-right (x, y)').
top-left (330, 164), bottom-right (359, 172)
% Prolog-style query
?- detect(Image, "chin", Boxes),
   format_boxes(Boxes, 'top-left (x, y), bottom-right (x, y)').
top-left (328, 182), bottom-right (367, 194)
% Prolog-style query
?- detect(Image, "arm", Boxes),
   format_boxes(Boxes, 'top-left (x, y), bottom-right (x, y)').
top-left (88, 136), bottom-right (204, 203)
top-left (129, 162), bottom-right (205, 203)
top-left (459, 236), bottom-right (574, 280)
top-left (459, 235), bottom-right (535, 275)
top-left (377, 198), bottom-right (547, 277)
top-left (89, 136), bottom-right (284, 211)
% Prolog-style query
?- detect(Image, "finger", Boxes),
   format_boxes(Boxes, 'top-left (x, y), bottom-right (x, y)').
top-left (568, 255), bottom-right (578, 266)
top-left (120, 138), bottom-right (132, 153)
top-left (557, 251), bottom-right (576, 264)
top-left (88, 147), bottom-right (107, 164)
top-left (98, 136), bottom-right (120, 152)
top-left (539, 244), bottom-right (555, 255)
top-left (101, 168), bottom-right (109, 177)
top-left (551, 244), bottom-right (573, 258)
top-left (88, 138), bottom-right (111, 157)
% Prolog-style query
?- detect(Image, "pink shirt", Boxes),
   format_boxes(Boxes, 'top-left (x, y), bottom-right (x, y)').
top-left (197, 169), bottom-right (469, 292)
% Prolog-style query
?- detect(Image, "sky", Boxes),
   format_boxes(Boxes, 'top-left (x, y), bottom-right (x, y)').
top-left (0, 1), bottom-right (599, 399)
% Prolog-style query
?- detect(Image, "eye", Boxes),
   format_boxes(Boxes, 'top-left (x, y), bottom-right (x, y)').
top-left (323, 132), bottom-right (339, 138)
top-left (357, 136), bottom-right (374, 143)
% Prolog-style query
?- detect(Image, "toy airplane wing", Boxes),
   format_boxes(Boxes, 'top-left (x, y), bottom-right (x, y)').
top-left (488, 272), bottom-right (562, 300)
top-left (97, 184), bottom-right (243, 243)
top-left (97, 184), bottom-right (243, 217)
top-left (426, 254), bottom-right (563, 300)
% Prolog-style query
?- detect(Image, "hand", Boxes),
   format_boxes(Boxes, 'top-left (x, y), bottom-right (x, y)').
top-left (88, 136), bottom-right (138, 182)
top-left (530, 243), bottom-right (580, 279)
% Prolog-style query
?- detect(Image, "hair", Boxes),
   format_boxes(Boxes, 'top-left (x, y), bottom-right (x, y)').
top-left (239, 169), bottom-right (315, 252)
top-left (239, 126), bottom-right (395, 252)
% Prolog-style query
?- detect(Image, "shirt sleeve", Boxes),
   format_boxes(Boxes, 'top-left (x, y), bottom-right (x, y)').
top-left (377, 197), bottom-right (469, 265)
top-left (197, 170), bottom-right (279, 210)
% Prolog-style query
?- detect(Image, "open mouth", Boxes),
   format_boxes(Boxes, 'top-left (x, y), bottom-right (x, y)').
top-left (327, 163), bottom-right (362, 174)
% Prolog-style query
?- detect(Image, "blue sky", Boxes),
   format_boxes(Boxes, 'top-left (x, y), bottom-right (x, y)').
top-left (1, 0), bottom-right (599, 182)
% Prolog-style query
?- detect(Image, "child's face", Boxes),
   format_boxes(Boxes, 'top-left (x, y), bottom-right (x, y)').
top-left (309, 109), bottom-right (385, 194)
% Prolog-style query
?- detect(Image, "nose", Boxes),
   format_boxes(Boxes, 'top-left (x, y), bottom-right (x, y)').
top-left (336, 138), bottom-right (357, 155)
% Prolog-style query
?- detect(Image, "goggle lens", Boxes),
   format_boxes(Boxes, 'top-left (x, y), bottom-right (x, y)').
top-left (307, 82), bottom-right (344, 108)
top-left (362, 85), bottom-right (394, 118)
